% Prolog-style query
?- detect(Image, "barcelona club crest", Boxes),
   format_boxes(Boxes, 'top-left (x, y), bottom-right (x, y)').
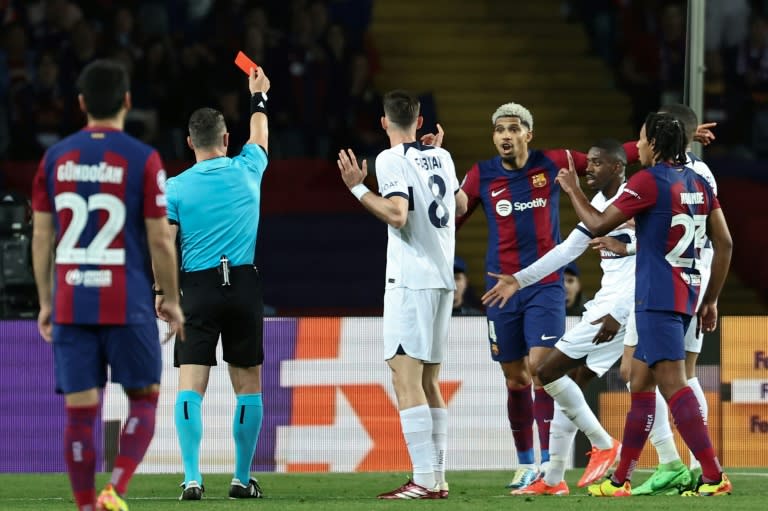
top-left (531, 173), bottom-right (547, 188)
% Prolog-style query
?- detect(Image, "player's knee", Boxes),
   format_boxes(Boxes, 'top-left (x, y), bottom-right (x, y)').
top-left (534, 363), bottom-right (557, 386)
top-left (504, 373), bottom-right (531, 389)
top-left (125, 383), bottom-right (160, 399)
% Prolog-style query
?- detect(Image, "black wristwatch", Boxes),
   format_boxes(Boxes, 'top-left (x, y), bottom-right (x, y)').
top-left (152, 284), bottom-right (164, 296)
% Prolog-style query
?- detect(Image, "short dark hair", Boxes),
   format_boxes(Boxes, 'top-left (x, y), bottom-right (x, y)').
top-left (188, 108), bottom-right (226, 149)
top-left (644, 112), bottom-right (687, 165)
top-left (592, 138), bottom-right (627, 165)
top-left (76, 59), bottom-right (129, 119)
top-left (383, 90), bottom-right (420, 129)
top-left (658, 103), bottom-right (697, 146)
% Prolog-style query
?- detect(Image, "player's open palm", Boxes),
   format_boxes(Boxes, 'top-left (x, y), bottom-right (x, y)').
top-left (482, 273), bottom-right (520, 308)
top-left (37, 304), bottom-right (53, 342)
top-left (337, 148), bottom-right (367, 188)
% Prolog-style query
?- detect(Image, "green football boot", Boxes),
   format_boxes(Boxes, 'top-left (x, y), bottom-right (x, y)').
top-left (632, 461), bottom-right (691, 496)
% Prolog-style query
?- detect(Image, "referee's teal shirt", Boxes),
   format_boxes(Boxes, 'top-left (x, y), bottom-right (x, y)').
top-left (166, 144), bottom-right (268, 272)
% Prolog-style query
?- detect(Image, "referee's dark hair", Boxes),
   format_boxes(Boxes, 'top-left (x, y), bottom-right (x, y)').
top-left (383, 89), bottom-right (420, 130)
top-left (77, 59), bottom-right (129, 120)
top-left (188, 108), bottom-right (226, 149)
top-left (644, 112), bottom-right (687, 166)
top-left (658, 103), bottom-right (697, 146)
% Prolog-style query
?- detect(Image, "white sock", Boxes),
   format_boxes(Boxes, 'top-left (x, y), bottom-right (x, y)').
top-left (544, 405), bottom-right (577, 486)
top-left (649, 387), bottom-right (681, 464)
top-left (430, 408), bottom-right (448, 485)
top-left (544, 376), bottom-right (613, 449)
top-left (400, 405), bottom-right (435, 488)
top-left (687, 377), bottom-right (708, 470)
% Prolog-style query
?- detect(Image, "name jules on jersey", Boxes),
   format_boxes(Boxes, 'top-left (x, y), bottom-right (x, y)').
top-left (57, 160), bottom-right (124, 183)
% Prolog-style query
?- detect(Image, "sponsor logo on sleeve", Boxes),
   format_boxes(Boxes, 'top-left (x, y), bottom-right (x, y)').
top-left (623, 188), bottom-right (641, 199)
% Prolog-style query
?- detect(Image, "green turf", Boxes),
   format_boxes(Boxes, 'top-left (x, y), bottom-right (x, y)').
top-left (0, 470), bottom-right (766, 510)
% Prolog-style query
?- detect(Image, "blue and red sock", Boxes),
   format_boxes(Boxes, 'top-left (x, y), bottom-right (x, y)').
top-left (111, 392), bottom-right (159, 495)
top-left (669, 386), bottom-right (722, 482)
top-left (507, 385), bottom-right (535, 464)
top-left (613, 392), bottom-right (655, 483)
top-left (65, 404), bottom-right (98, 511)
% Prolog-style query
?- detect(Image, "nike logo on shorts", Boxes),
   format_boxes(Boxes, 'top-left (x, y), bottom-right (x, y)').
top-left (540, 334), bottom-right (557, 341)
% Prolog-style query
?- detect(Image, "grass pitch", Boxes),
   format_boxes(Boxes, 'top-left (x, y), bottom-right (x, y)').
top-left (0, 470), bottom-right (767, 510)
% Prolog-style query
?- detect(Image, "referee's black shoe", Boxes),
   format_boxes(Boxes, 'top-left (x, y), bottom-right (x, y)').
top-left (229, 478), bottom-right (263, 499)
top-left (179, 481), bottom-right (204, 500)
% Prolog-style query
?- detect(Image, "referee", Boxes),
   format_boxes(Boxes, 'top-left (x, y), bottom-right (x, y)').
top-left (157, 66), bottom-right (270, 501)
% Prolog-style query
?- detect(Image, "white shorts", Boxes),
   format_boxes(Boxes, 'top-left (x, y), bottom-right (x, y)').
top-left (623, 310), bottom-right (638, 347)
top-left (625, 311), bottom-right (703, 353)
top-left (683, 315), bottom-right (703, 353)
top-left (383, 287), bottom-right (453, 363)
top-left (556, 317), bottom-right (625, 377)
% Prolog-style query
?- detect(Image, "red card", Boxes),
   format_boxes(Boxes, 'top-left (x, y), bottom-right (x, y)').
top-left (234, 51), bottom-right (259, 75)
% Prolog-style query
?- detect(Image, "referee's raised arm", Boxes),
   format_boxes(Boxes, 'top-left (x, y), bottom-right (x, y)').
top-left (246, 67), bottom-right (270, 151)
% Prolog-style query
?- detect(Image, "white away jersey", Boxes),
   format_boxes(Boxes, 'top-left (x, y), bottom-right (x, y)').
top-left (514, 183), bottom-right (636, 324)
top-left (687, 152), bottom-right (717, 273)
top-left (575, 184), bottom-right (636, 323)
top-left (375, 142), bottom-right (460, 290)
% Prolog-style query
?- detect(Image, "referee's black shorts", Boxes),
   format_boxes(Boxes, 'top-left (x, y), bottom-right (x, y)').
top-left (174, 265), bottom-right (264, 368)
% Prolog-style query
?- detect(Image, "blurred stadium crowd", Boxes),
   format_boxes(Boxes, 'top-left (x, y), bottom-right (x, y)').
top-left (567, 0), bottom-right (768, 158)
top-left (0, 0), bottom-right (387, 162)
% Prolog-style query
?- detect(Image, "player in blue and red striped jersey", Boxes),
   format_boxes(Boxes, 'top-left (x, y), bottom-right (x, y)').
top-left (556, 112), bottom-right (732, 497)
top-left (31, 59), bottom-right (184, 511)
top-left (454, 102), bottom-right (641, 488)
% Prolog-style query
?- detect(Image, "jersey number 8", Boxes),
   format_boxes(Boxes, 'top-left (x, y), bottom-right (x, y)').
top-left (428, 174), bottom-right (450, 228)
top-left (54, 192), bottom-right (126, 265)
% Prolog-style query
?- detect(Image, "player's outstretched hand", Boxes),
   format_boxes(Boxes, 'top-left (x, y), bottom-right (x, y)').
top-left (588, 236), bottom-right (629, 256)
top-left (697, 301), bottom-right (718, 334)
top-left (556, 149), bottom-right (579, 194)
top-left (37, 304), bottom-right (53, 343)
top-left (694, 122), bottom-right (716, 146)
top-left (419, 123), bottom-right (445, 147)
top-left (249, 66), bottom-right (270, 95)
top-left (337, 148), bottom-right (367, 188)
top-left (158, 299), bottom-right (185, 343)
top-left (482, 272), bottom-right (520, 308)
top-left (590, 314), bottom-right (620, 344)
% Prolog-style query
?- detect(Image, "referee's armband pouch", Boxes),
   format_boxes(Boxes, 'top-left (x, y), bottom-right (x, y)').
top-left (251, 92), bottom-right (267, 115)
